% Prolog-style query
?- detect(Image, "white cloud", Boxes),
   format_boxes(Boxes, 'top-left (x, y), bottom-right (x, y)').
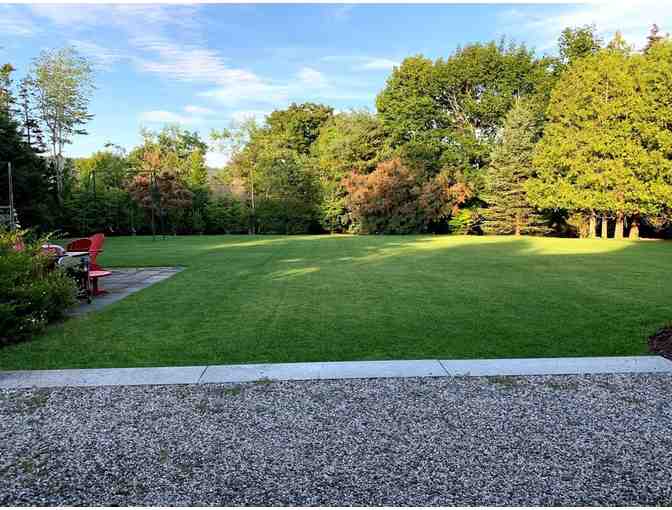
top-left (129, 35), bottom-right (283, 108)
top-left (297, 67), bottom-right (328, 87)
top-left (199, 80), bottom-right (290, 107)
top-left (356, 58), bottom-right (399, 71)
top-left (321, 55), bottom-right (399, 71)
top-left (131, 36), bottom-right (258, 86)
top-left (0, 5), bottom-right (37, 37)
top-left (70, 40), bottom-right (125, 71)
top-left (139, 110), bottom-right (196, 125)
top-left (501, 1), bottom-right (672, 52)
top-left (184, 105), bottom-right (216, 115)
top-left (29, 4), bottom-right (198, 34)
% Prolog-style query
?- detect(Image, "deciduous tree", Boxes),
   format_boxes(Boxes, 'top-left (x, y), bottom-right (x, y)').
top-left (28, 47), bottom-right (95, 201)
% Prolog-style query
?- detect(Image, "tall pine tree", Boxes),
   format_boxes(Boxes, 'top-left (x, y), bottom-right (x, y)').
top-left (481, 99), bottom-right (549, 235)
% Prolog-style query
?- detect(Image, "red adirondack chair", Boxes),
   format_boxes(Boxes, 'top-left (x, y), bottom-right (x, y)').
top-left (67, 233), bottom-right (112, 296)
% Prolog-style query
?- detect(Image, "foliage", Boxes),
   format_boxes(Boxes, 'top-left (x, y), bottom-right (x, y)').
top-left (61, 186), bottom-right (138, 236)
top-left (16, 76), bottom-right (46, 151)
top-left (376, 42), bottom-right (555, 175)
top-left (557, 25), bottom-right (602, 67)
top-left (127, 125), bottom-right (208, 185)
top-left (344, 158), bottom-right (470, 234)
top-left (0, 228), bottom-right (76, 345)
top-left (528, 39), bottom-right (672, 239)
top-left (205, 196), bottom-right (250, 234)
top-left (0, 63), bottom-right (15, 113)
top-left (75, 148), bottom-right (131, 190)
top-left (481, 99), bottom-right (550, 236)
top-left (127, 171), bottom-right (194, 233)
top-left (27, 46), bottom-right (95, 200)
top-left (312, 110), bottom-right (392, 232)
top-left (7, 24), bottom-right (672, 241)
top-left (215, 106), bottom-right (326, 234)
top-left (0, 108), bottom-right (58, 230)
top-left (644, 24), bottom-right (667, 52)
top-left (448, 207), bottom-right (482, 235)
top-left (266, 102), bottom-right (333, 155)
top-left (254, 197), bottom-right (319, 234)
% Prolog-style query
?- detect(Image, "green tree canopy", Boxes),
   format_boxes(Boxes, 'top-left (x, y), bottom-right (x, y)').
top-left (265, 102), bottom-right (333, 155)
top-left (528, 38), bottom-right (672, 238)
top-left (557, 25), bottom-right (602, 68)
top-left (128, 125), bottom-right (208, 186)
top-left (376, 42), bottom-right (555, 175)
top-left (28, 46), bottom-right (95, 200)
top-left (75, 148), bottom-right (130, 190)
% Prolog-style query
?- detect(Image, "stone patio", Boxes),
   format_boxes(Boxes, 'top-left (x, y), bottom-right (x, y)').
top-left (66, 267), bottom-right (183, 317)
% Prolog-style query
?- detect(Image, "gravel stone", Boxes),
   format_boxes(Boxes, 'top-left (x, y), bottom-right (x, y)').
top-left (1, 374), bottom-right (672, 506)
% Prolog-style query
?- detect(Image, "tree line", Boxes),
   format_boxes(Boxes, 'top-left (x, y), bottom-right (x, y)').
top-left (2, 24), bottom-right (671, 238)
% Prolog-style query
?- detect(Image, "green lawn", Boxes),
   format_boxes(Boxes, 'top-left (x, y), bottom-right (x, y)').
top-left (2, 235), bottom-right (671, 370)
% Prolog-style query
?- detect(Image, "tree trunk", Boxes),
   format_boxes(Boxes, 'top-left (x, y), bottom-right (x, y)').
top-left (514, 211), bottom-right (522, 236)
top-left (588, 211), bottom-right (597, 239)
top-left (614, 211), bottom-right (624, 240)
top-left (629, 214), bottom-right (640, 240)
top-left (601, 215), bottom-right (608, 239)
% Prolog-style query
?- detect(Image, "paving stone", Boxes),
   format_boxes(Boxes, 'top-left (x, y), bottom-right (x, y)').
top-left (440, 355), bottom-right (672, 376)
top-left (65, 267), bottom-right (183, 317)
top-left (0, 366), bottom-right (204, 388)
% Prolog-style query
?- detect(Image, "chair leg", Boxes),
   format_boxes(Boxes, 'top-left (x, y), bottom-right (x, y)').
top-left (91, 277), bottom-right (108, 296)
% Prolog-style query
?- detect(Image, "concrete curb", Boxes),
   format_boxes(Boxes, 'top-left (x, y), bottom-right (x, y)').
top-left (1, 356), bottom-right (671, 389)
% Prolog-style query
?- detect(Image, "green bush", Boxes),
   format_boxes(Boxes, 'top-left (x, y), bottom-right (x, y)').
top-left (0, 229), bottom-right (77, 345)
top-left (205, 197), bottom-right (250, 234)
top-left (449, 207), bottom-right (482, 235)
top-left (255, 198), bottom-right (318, 234)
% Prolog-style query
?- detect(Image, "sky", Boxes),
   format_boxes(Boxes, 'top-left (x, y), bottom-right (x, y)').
top-left (0, 1), bottom-right (668, 167)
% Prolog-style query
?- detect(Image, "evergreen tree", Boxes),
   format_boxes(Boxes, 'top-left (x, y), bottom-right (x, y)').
top-left (644, 24), bottom-right (666, 53)
top-left (481, 99), bottom-right (549, 235)
top-left (16, 76), bottom-right (45, 151)
top-left (0, 106), bottom-right (57, 230)
top-left (528, 38), bottom-right (672, 239)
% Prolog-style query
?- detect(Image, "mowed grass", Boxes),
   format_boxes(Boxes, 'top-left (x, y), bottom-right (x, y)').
top-left (2, 235), bottom-right (671, 370)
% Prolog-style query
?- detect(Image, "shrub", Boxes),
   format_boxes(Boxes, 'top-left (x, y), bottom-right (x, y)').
top-left (449, 207), bottom-right (482, 235)
top-left (191, 210), bottom-right (205, 234)
top-left (254, 198), bottom-right (319, 234)
top-left (205, 197), bottom-right (250, 234)
top-left (0, 229), bottom-right (77, 345)
top-left (61, 187), bottom-right (139, 236)
top-left (343, 158), bottom-right (471, 234)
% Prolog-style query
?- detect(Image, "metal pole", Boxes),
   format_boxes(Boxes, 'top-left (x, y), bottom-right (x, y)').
top-left (157, 181), bottom-right (165, 240)
top-left (150, 172), bottom-right (156, 241)
top-left (8, 162), bottom-right (15, 231)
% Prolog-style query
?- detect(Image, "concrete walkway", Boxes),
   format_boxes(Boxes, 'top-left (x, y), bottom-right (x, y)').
top-left (1, 356), bottom-right (671, 389)
top-left (67, 267), bottom-right (183, 316)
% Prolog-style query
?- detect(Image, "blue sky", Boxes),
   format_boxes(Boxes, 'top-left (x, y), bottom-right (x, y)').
top-left (0, 2), bottom-right (665, 167)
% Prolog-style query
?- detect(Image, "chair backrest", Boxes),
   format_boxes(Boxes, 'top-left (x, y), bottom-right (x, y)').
top-left (66, 238), bottom-right (92, 252)
top-left (88, 233), bottom-right (106, 270)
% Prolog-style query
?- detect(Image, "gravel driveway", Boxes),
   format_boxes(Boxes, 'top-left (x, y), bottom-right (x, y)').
top-left (2, 374), bottom-right (672, 506)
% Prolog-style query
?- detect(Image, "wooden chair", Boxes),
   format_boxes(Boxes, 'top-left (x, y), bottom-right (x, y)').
top-left (67, 234), bottom-right (112, 296)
